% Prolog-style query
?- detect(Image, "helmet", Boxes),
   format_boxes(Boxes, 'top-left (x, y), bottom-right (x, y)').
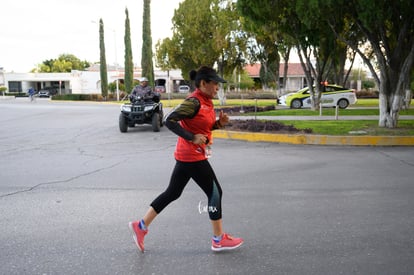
top-left (139, 77), bottom-right (148, 82)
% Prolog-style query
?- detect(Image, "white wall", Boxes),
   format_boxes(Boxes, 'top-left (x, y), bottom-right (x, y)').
top-left (2, 69), bottom-right (184, 94)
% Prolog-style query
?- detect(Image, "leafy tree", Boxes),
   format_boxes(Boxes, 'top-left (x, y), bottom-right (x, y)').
top-left (109, 81), bottom-right (125, 93)
top-left (99, 18), bottom-right (108, 98)
top-left (155, 37), bottom-right (176, 93)
top-left (228, 69), bottom-right (255, 90)
top-left (237, 0), bottom-right (360, 109)
top-left (241, 14), bottom-right (286, 91)
top-left (238, 0), bottom-right (316, 108)
top-left (155, 38), bottom-right (175, 71)
top-left (141, 0), bottom-right (154, 86)
top-left (36, 59), bottom-right (54, 72)
top-left (0, 86), bottom-right (7, 95)
top-left (239, 0), bottom-right (413, 127)
top-left (214, 1), bottom-right (248, 78)
top-left (124, 8), bottom-right (134, 94)
top-left (157, 0), bottom-right (247, 81)
top-left (322, 0), bottom-right (414, 128)
top-left (362, 80), bottom-right (375, 90)
top-left (168, 0), bottom-right (219, 77)
top-left (36, 54), bottom-right (90, 72)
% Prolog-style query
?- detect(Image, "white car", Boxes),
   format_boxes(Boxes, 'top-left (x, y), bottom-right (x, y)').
top-left (279, 84), bottom-right (357, 109)
top-left (178, 85), bottom-right (190, 93)
top-left (38, 90), bottom-right (50, 97)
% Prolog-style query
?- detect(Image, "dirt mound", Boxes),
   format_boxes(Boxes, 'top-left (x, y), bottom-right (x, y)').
top-left (215, 106), bottom-right (312, 134)
top-left (225, 119), bottom-right (312, 134)
top-left (220, 105), bottom-right (276, 114)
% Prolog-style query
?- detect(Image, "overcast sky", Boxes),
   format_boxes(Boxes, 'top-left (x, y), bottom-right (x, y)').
top-left (0, 0), bottom-right (183, 72)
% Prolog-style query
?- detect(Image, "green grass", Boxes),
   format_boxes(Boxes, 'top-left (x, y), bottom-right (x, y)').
top-left (255, 108), bottom-right (414, 116)
top-left (158, 97), bottom-right (414, 136)
top-left (230, 98), bottom-right (414, 136)
top-left (161, 98), bottom-right (414, 109)
top-left (276, 120), bottom-right (414, 136)
top-left (353, 98), bottom-right (381, 107)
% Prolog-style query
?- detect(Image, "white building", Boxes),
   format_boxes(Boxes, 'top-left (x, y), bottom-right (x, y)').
top-left (0, 67), bottom-right (185, 95)
top-left (245, 63), bottom-right (307, 93)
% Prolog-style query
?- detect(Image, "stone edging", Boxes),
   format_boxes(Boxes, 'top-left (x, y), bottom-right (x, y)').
top-left (213, 130), bottom-right (414, 146)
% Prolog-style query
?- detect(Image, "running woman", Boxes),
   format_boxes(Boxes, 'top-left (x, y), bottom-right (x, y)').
top-left (129, 66), bottom-right (243, 252)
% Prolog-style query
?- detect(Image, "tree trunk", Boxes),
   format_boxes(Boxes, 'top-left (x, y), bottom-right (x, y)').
top-left (282, 61), bottom-right (288, 96)
top-left (378, 49), bottom-right (413, 128)
top-left (281, 48), bottom-right (290, 96)
top-left (402, 89), bottom-right (412, 109)
top-left (297, 46), bottom-right (319, 110)
top-left (378, 92), bottom-right (401, 128)
top-left (218, 85), bottom-right (226, 105)
top-left (311, 86), bottom-right (321, 111)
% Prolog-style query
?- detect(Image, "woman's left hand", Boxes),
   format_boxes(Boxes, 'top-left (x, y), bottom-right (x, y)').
top-left (218, 110), bottom-right (229, 126)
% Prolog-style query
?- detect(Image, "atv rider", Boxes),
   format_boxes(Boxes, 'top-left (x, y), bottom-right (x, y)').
top-left (130, 77), bottom-right (159, 102)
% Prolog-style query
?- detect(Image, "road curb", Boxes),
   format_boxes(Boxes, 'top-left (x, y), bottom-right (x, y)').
top-left (213, 130), bottom-right (414, 146)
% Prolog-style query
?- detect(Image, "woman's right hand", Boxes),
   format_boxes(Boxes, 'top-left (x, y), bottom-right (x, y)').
top-left (192, 134), bottom-right (207, 145)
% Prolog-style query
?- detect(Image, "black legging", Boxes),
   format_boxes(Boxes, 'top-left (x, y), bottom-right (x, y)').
top-left (150, 159), bottom-right (223, 220)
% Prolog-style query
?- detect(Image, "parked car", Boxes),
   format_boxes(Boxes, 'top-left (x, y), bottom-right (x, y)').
top-left (154, 86), bottom-right (166, 93)
top-left (178, 85), bottom-right (190, 93)
top-left (38, 90), bottom-right (50, 97)
top-left (38, 87), bottom-right (58, 97)
top-left (278, 84), bottom-right (357, 109)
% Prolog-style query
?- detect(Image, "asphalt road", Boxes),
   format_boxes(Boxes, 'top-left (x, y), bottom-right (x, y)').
top-left (1, 98), bottom-right (414, 275)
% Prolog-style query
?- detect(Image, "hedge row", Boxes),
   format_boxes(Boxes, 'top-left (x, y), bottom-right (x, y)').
top-left (49, 91), bottom-right (279, 101)
top-left (52, 93), bottom-right (124, 101)
top-left (160, 91), bottom-right (278, 100)
top-left (44, 89), bottom-right (386, 102)
top-left (5, 93), bottom-right (28, 97)
top-left (355, 90), bottom-right (380, 98)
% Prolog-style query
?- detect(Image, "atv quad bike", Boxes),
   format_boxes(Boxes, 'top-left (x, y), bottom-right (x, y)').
top-left (119, 94), bottom-right (163, 132)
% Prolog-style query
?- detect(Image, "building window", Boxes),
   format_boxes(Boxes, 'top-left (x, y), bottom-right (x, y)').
top-left (279, 77), bottom-right (284, 88)
top-left (8, 81), bottom-right (22, 93)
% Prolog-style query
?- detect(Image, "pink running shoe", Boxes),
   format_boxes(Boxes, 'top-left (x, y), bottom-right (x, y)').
top-left (128, 221), bottom-right (148, 252)
top-left (211, 233), bottom-right (244, 252)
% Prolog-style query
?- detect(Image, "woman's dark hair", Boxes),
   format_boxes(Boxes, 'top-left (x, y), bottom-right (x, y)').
top-left (189, 66), bottom-right (219, 88)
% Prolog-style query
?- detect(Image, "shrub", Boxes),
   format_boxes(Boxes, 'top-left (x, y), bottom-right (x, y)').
top-left (226, 119), bottom-right (313, 133)
top-left (50, 90), bottom-right (279, 101)
top-left (0, 86), bottom-right (7, 94)
top-left (52, 94), bottom-right (98, 101)
top-left (7, 92), bottom-right (27, 97)
top-left (356, 90), bottom-right (379, 98)
top-left (221, 91), bottom-right (278, 100)
top-left (362, 80), bottom-right (375, 89)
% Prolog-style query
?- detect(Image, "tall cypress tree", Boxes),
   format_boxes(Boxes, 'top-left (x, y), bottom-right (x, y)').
top-left (124, 8), bottom-right (134, 94)
top-left (99, 18), bottom-right (108, 98)
top-left (141, 0), bottom-right (154, 86)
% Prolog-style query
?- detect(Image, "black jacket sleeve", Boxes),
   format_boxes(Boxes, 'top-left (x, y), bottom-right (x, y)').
top-left (165, 97), bottom-right (200, 141)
